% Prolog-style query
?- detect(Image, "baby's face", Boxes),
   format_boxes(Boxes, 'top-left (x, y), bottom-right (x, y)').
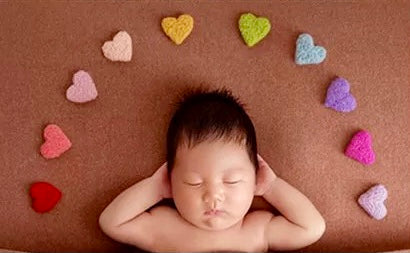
top-left (171, 139), bottom-right (256, 231)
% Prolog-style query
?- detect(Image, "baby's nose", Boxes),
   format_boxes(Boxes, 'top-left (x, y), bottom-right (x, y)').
top-left (202, 186), bottom-right (225, 205)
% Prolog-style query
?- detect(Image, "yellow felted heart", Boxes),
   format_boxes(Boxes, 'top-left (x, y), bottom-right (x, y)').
top-left (161, 14), bottom-right (194, 45)
top-left (239, 13), bottom-right (271, 47)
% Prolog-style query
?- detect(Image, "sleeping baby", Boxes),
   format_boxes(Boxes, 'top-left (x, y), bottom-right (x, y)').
top-left (99, 87), bottom-right (326, 252)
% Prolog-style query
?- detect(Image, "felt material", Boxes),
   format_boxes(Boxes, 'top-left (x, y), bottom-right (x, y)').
top-left (66, 70), bottom-right (98, 103)
top-left (2, 249), bottom-right (410, 253)
top-left (324, 77), bottom-right (357, 112)
top-left (345, 130), bottom-right (376, 165)
top-left (0, 1), bottom-right (409, 253)
top-left (358, 184), bottom-right (388, 220)
top-left (295, 33), bottom-right (326, 65)
top-left (161, 14), bottom-right (194, 45)
top-left (29, 182), bottom-right (62, 213)
top-left (40, 124), bottom-right (72, 159)
top-left (102, 31), bottom-right (132, 62)
top-left (238, 13), bottom-right (271, 47)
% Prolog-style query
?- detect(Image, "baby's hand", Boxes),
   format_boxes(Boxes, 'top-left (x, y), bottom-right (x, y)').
top-left (151, 162), bottom-right (173, 199)
top-left (255, 154), bottom-right (278, 196)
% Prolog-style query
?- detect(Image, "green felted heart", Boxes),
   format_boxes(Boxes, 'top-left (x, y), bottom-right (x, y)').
top-left (239, 13), bottom-right (271, 47)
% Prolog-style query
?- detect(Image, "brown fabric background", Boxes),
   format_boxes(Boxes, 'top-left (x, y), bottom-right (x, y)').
top-left (0, 1), bottom-right (409, 252)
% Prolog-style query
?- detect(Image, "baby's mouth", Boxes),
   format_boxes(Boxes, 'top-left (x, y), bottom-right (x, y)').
top-left (204, 209), bottom-right (225, 216)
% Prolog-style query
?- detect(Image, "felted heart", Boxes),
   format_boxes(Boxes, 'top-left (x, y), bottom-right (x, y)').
top-left (324, 77), bottom-right (357, 112)
top-left (161, 14), bottom-right (194, 45)
top-left (66, 70), bottom-right (98, 103)
top-left (345, 130), bottom-right (375, 165)
top-left (358, 184), bottom-right (388, 220)
top-left (40, 124), bottom-right (72, 159)
top-left (30, 182), bottom-right (62, 213)
top-left (102, 31), bottom-right (132, 62)
top-left (295, 33), bottom-right (326, 65)
top-left (239, 13), bottom-right (271, 47)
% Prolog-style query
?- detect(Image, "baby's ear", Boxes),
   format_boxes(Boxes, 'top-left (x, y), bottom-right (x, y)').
top-left (254, 155), bottom-right (274, 196)
top-left (254, 167), bottom-right (267, 196)
top-left (254, 182), bottom-right (264, 196)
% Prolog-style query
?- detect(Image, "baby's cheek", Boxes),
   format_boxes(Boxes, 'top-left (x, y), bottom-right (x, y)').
top-left (175, 187), bottom-right (199, 203)
top-left (173, 190), bottom-right (198, 213)
top-left (181, 193), bottom-right (204, 218)
top-left (227, 186), bottom-right (253, 202)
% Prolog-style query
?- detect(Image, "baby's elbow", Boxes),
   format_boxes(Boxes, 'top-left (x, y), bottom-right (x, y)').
top-left (293, 220), bottom-right (325, 251)
top-left (307, 217), bottom-right (326, 243)
top-left (98, 214), bottom-right (108, 232)
top-left (98, 212), bottom-right (114, 234)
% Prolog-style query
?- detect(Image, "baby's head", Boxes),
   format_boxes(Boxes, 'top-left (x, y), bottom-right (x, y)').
top-left (166, 87), bottom-right (260, 231)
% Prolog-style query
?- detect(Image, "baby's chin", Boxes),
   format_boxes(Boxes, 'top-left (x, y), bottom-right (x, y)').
top-left (196, 223), bottom-right (237, 231)
top-left (188, 216), bottom-right (244, 231)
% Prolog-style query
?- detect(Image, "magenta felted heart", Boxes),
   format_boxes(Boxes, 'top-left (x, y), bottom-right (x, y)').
top-left (345, 130), bottom-right (376, 165)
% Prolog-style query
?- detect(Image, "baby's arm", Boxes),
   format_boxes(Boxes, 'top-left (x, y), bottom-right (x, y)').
top-left (98, 162), bottom-right (171, 248)
top-left (257, 155), bottom-right (326, 251)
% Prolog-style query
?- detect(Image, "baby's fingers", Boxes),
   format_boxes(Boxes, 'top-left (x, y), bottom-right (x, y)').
top-left (159, 162), bottom-right (168, 170)
top-left (257, 154), bottom-right (268, 167)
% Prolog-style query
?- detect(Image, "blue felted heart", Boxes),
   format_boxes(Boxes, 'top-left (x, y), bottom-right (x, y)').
top-left (295, 33), bottom-right (326, 65)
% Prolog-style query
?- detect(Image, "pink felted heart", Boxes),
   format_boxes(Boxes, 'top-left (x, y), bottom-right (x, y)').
top-left (30, 182), bottom-right (62, 213)
top-left (102, 31), bottom-right (132, 62)
top-left (345, 130), bottom-right (375, 165)
top-left (40, 124), bottom-right (72, 159)
top-left (66, 70), bottom-right (98, 103)
top-left (358, 184), bottom-right (388, 220)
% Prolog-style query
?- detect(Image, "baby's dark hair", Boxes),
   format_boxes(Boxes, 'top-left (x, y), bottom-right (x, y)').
top-left (166, 86), bottom-right (258, 173)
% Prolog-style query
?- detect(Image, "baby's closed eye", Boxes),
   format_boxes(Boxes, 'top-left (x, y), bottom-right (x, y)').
top-left (224, 180), bottom-right (241, 184)
top-left (184, 181), bottom-right (202, 187)
top-left (183, 179), bottom-right (242, 187)
top-left (223, 175), bottom-right (243, 185)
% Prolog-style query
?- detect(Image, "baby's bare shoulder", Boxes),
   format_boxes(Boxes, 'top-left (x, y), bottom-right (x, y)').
top-left (150, 205), bottom-right (177, 215)
top-left (149, 205), bottom-right (187, 225)
top-left (244, 210), bottom-right (274, 225)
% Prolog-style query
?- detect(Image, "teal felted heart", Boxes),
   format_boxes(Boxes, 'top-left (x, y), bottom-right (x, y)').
top-left (239, 13), bottom-right (271, 47)
top-left (295, 33), bottom-right (326, 65)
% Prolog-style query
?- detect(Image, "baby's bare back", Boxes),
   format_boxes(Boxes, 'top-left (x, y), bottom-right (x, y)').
top-left (146, 206), bottom-right (273, 252)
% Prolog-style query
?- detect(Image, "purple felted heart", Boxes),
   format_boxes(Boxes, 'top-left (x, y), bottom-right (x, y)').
top-left (324, 77), bottom-right (356, 112)
top-left (358, 184), bottom-right (388, 220)
top-left (345, 130), bottom-right (376, 165)
top-left (66, 70), bottom-right (98, 103)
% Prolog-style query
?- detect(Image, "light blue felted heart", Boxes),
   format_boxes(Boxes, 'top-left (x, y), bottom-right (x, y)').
top-left (295, 33), bottom-right (326, 65)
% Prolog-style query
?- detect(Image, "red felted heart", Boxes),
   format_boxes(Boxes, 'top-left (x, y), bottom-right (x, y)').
top-left (30, 182), bottom-right (62, 213)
